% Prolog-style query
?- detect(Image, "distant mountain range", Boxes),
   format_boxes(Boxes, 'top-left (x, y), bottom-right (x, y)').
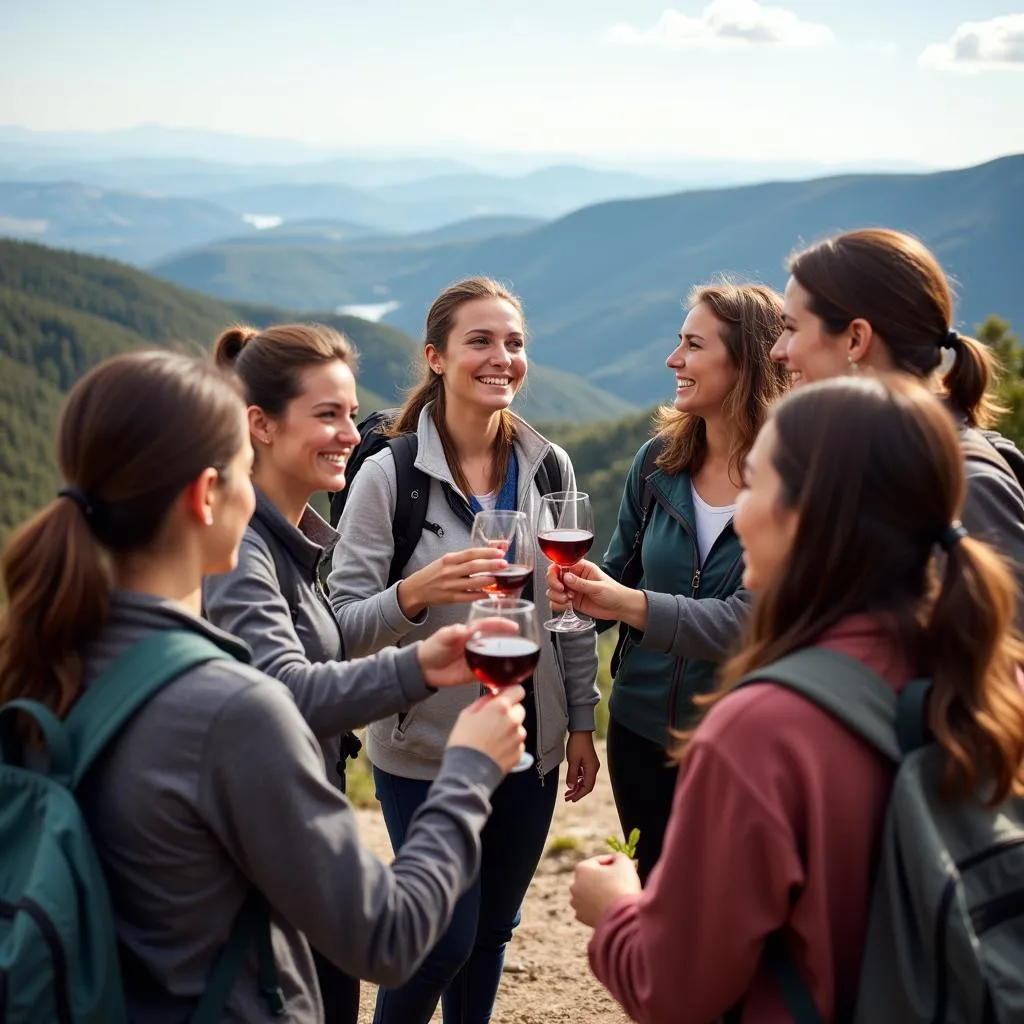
top-left (154, 155), bottom-right (1024, 405)
top-left (0, 239), bottom-right (634, 533)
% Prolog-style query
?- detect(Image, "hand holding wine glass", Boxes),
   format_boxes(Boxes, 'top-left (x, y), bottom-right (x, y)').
top-left (465, 598), bottom-right (542, 772)
top-left (471, 510), bottom-right (534, 601)
top-left (537, 491), bottom-right (596, 633)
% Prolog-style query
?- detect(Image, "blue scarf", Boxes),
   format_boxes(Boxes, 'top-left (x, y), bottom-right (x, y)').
top-left (468, 449), bottom-right (519, 515)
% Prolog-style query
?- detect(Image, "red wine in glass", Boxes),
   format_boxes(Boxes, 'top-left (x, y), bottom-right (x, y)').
top-left (483, 564), bottom-right (533, 598)
top-left (465, 636), bottom-right (541, 691)
top-left (537, 529), bottom-right (594, 567)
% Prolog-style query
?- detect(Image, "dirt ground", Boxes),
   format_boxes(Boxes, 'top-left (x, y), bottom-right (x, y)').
top-left (354, 739), bottom-right (632, 1024)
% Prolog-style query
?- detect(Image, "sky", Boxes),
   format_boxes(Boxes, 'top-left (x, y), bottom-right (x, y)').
top-left (1, 0), bottom-right (1023, 167)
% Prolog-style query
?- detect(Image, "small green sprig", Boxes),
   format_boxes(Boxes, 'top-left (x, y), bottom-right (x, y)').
top-left (606, 827), bottom-right (640, 859)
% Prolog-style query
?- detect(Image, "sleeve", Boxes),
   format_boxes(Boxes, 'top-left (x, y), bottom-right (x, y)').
top-left (551, 445), bottom-right (600, 730)
top-left (203, 531), bottom-right (430, 738)
top-left (639, 587), bottom-right (753, 662)
top-left (327, 455), bottom-right (428, 658)
top-left (961, 461), bottom-right (1024, 608)
top-left (199, 680), bottom-right (503, 987)
top-left (588, 739), bottom-right (803, 1023)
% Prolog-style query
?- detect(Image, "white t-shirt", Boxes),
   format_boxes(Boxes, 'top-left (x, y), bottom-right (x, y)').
top-left (691, 482), bottom-right (736, 563)
top-left (473, 490), bottom-right (499, 512)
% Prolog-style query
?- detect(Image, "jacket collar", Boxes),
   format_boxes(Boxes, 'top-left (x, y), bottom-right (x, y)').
top-left (414, 402), bottom-right (554, 502)
top-left (251, 486), bottom-right (339, 574)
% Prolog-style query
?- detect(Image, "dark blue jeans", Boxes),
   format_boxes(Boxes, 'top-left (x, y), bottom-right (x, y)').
top-left (372, 761), bottom-right (559, 1024)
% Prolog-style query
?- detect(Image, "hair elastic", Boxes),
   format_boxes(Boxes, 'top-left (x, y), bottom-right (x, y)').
top-left (939, 521), bottom-right (968, 551)
top-left (940, 329), bottom-right (962, 352)
top-left (57, 486), bottom-right (94, 518)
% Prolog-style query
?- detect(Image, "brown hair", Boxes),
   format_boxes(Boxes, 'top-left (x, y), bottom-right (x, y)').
top-left (655, 282), bottom-right (789, 479)
top-left (789, 228), bottom-right (1001, 427)
top-left (390, 277), bottom-right (523, 498)
top-left (0, 350), bottom-right (247, 722)
top-left (214, 322), bottom-right (357, 418)
top-left (680, 374), bottom-right (1024, 804)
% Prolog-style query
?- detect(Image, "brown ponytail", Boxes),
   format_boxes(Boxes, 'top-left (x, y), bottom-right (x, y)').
top-left (390, 277), bottom-right (522, 498)
top-left (789, 228), bottom-right (1002, 426)
top-left (675, 374), bottom-right (1024, 803)
top-left (214, 322), bottom-right (356, 418)
top-left (0, 350), bottom-right (247, 721)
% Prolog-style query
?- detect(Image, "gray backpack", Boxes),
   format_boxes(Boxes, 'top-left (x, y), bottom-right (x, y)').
top-left (734, 647), bottom-right (1024, 1023)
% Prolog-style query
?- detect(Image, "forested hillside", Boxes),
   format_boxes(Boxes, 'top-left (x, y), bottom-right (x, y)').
top-left (0, 240), bottom-right (632, 537)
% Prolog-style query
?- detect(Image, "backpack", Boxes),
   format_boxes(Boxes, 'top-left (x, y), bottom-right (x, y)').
top-left (962, 426), bottom-right (1024, 496)
top-left (328, 408), bottom-right (563, 587)
top-left (609, 436), bottom-right (667, 677)
top-left (731, 647), bottom-right (1024, 1023)
top-left (0, 631), bottom-right (283, 1023)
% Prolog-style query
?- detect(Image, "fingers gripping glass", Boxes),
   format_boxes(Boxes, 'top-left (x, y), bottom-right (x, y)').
top-left (466, 598), bottom-right (540, 772)
top-left (536, 491), bottom-right (595, 633)
top-left (470, 510), bottom-right (534, 601)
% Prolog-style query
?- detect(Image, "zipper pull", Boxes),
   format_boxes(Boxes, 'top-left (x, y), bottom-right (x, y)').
top-left (691, 568), bottom-right (702, 592)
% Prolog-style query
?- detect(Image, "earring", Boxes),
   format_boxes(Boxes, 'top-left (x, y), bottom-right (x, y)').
top-left (848, 358), bottom-right (860, 372)
top-left (262, 436), bottom-right (271, 444)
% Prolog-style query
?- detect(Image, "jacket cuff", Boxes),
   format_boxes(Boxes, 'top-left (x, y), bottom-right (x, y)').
top-left (393, 643), bottom-right (433, 703)
top-left (381, 581), bottom-right (428, 634)
top-left (638, 589), bottom-right (677, 654)
top-left (568, 703), bottom-right (597, 732)
top-left (439, 745), bottom-right (504, 796)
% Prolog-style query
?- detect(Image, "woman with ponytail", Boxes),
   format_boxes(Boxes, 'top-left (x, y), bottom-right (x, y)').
top-left (770, 227), bottom-right (1024, 595)
top-left (204, 322), bottom-right (515, 1023)
top-left (0, 349), bottom-right (529, 1021)
top-left (569, 374), bottom-right (1024, 1023)
top-left (328, 277), bottom-right (600, 1024)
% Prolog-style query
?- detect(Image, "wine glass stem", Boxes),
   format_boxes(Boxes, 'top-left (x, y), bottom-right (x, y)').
top-left (558, 565), bottom-right (581, 624)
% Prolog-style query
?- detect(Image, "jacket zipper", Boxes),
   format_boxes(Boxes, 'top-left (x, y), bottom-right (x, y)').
top-left (649, 483), bottom-right (739, 731)
top-left (0, 899), bottom-right (73, 1024)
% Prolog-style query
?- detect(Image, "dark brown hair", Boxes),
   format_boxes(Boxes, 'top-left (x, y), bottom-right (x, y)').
top-left (0, 350), bottom-right (247, 722)
top-left (390, 277), bottom-right (523, 498)
top-left (789, 228), bottom-right (1001, 427)
top-left (655, 282), bottom-right (789, 480)
top-left (680, 374), bottom-right (1024, 804)
top-left (214, 322), bottom-right (357, 418)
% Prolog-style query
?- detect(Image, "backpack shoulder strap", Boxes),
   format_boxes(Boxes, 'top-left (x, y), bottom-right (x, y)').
top-left (610, 437), bottom-right (668, 677)
top-left (961, 427), bottom-right (1019, 485)
top-left (64, 630), bottom-right (234, 787)
top-left (387, 431), bottom-right (429, 587)
top-left (247, 517), bottom-right (301, 623)
top-left (534, 447), bottom-right (563, 498)
top-left (734, 647), bottom-right (903, 763)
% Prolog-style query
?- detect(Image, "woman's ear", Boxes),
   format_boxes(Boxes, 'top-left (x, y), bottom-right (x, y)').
top-left (248, 405), bottom-right (272, 446)
top-left (184, 467), bottom-right (219, 527)
top-left (424, 344), bottom-right (444, 376)
top-left (847, 318), bottom-right (875, 365)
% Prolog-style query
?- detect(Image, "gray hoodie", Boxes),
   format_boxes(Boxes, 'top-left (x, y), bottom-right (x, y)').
top-left (78, 591), bottom-right (503, 1022)
top-left (328, 405), bottom-right (600, 780)
top-left (203, 488), bottom-right (434, 788)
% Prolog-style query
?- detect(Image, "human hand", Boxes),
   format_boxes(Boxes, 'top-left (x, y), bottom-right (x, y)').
top-left (446, 685), bottom-right (527, 774)
top-left (570, 853), bottom-right (642, 928)
top-left (415, 618), bottom-right (518, 689)
top-left (547, 560), bottom-right (648, 630)
top-left (563, 730), bottom-right (600, 802)
top-left (398, 547), bottom-right (508, 618)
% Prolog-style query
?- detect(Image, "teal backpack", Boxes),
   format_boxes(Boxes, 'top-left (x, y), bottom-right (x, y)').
top-left (732, 647), bottom-right (1024, 1024)
top-left (0, 630), bottom-right (283, 1023)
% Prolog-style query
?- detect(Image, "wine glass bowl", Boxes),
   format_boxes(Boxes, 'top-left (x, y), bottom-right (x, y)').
top-left (536, 491), bottom-right (595, 633)
top-left (465, 598), bottom-right (541, 772)
top-left (471, 510), bottom-right (534, 600)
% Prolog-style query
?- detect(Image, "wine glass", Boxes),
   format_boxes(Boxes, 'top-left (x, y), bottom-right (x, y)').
top-left (471, 510), bottom-right (534, 601)
top-left (536, 491), bottom-right (595, 633)
top-left (465, 598), bottom-right (541, 772)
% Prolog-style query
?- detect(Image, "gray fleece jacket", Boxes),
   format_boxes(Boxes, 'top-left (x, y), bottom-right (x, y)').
top-left (78, 591), bottom-right (503, 1023)
top-left (634, 425), bottom-right (1024, 661)
top-left (203, 488), bottom-right (433, 789)
top-left (328, 404), bottom-right (600, 780)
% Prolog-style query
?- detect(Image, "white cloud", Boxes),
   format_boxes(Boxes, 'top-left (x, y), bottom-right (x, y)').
top-left (605, 1), bottom-right (835, 51)
top-left (920, 14), bottom-right (1024, 72)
